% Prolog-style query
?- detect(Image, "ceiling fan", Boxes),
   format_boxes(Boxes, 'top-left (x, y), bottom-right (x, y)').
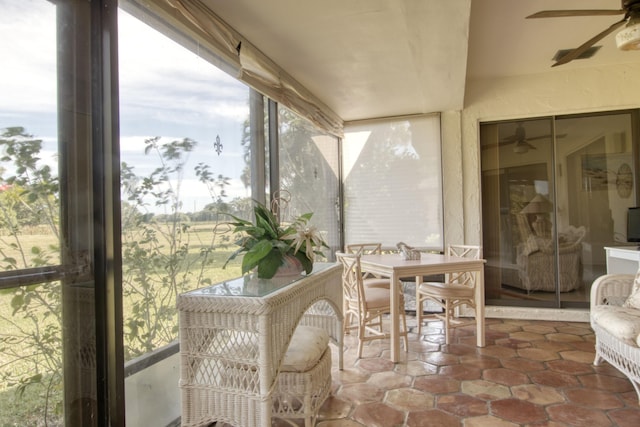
top-left (483, 123), bottom-right (565, 154)
top-left (502, 123), bottom-right (538, 154)
top-left (527, 0), bottom-right (640, 67)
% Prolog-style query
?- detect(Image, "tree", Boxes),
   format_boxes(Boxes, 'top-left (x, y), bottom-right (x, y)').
top-left (120, 136), bottom-right (231, 357)
top-left (0, 129), bottom-right (234, 423)
top-left (0, 127), bottom-right (63, 423)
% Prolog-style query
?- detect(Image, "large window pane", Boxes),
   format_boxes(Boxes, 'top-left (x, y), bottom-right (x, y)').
top-left (118, 8), bottom-right (251, 426)
top-left (343, 116), bottom-right (442, 250)
top-left (278, 106), bottom-right (340, 259)
top-left (0, 1), bottom-right (64, 425)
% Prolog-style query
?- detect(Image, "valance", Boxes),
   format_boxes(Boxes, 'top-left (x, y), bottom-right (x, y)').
top-left (126, 0), bottom-right (344, 137)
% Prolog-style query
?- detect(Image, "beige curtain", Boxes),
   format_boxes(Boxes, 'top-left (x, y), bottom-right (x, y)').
top-left (126, 0), bottom-right (343, 137)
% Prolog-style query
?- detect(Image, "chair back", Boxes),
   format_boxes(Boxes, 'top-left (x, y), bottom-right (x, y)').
top-left (345, 244), bottom-right (385, 280)
top-left (336, 252), bottom-right (366, 310)
top-left (447, 245), bottom-right (482, 287)
top-left (346, 243), bottom-right (383, 256)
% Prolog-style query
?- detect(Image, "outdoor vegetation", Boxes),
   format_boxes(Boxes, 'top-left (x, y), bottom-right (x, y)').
top-left (0, 107), bottom-right (334, 425)
top-left (0, 127), bottom-right (246, 426)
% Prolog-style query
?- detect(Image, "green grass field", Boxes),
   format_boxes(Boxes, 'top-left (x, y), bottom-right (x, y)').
top-left (0, 221), bottom-right (244, 425)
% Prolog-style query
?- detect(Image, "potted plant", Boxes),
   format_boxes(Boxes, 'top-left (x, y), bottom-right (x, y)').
top-left (223, 201), bottom-right (328, 279)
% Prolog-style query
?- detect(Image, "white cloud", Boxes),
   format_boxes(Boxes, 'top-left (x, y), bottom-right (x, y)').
top-left (0, 1), bottom-right (56, 113)
top-left (2, 2), bottom-right (253, 214)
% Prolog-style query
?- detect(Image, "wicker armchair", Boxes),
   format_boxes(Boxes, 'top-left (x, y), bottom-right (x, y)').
top-left (516, 225), bottom-right (586, 293)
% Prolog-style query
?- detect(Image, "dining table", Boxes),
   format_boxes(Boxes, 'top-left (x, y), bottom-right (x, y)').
top-left (359, 252), bottom-right (486, 362)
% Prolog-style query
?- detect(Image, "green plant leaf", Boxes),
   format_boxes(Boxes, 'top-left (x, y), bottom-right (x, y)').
top-left (241, 239), bottom-right (274, 273)
top-left (11, 293), bottom-right (24, 315)
top-left (256, 249), bottom-right (284, 278)
top-left (294, 251), bottom-right (313, 274)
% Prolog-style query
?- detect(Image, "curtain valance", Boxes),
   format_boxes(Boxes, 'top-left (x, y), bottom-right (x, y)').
top-left (127, 0), bottom-right (344, 137)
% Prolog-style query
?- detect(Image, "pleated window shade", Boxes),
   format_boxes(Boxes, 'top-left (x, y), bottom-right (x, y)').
top-left (343, 114), bottom-right (443, 251)
top-left (123, 0), bottom-right (343, 138)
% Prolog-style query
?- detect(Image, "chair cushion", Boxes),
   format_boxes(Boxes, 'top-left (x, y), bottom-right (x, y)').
top-left (363, 277), bottom-right (390, 288)
top-left (281, 325), bottom-right (330, 373)
top-left (623, 270), bottom-right (640, 310)
top-left (419, 281), bottom-right (474, 299)
top-left (363, 286), bottom-right (392, 310)
top-left (591, 305), bottom-right (640, 345)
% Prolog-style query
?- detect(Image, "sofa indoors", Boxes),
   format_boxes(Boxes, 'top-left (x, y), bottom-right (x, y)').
top-left (590, 271), bottom-right (640, 403)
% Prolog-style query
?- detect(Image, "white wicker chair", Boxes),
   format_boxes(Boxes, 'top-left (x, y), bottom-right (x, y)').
top-left (336, 252), bottom-right (408, 358)
top-left (590, 272), bottom-right (640, 404)
top-left (346, 243), bottom-right (390, 288)
top-left (273, 325), bottom-right (332, 427)
top-left (416, 245), bottom-right (482, 344)
top-left (516, 225), bottom-right (586, 293)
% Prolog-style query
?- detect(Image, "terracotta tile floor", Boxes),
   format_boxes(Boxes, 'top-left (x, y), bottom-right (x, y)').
top-left (288, 315), bottom-right (640, 427)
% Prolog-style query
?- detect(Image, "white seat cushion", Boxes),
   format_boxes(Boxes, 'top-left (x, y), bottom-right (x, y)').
top-left (363, 277), bottom-right (390, 288)
top-left (362, 286), bottom-right (392, 310)
top-left (281, 325), bottom-right (330, 373)
top-left (592, 305), bottom-right (640, 345)
top-left (419, 281), bottom-right (474, 299)
top-left (623, 269), bottom-right (640, 309)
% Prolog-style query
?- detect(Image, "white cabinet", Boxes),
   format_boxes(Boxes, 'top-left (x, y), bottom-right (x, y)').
top-left (605, 246), bottom-right (640, 275)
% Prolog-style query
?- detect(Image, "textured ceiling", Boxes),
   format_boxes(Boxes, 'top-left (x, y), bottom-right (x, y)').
top-left (205, 0), bottom-right (640, 122)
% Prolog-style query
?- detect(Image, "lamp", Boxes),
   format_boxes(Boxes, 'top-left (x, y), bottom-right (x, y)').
top-left (520, 194), bottom-right (553, 237)
top-left (616, 11), bottom-right (640, 51)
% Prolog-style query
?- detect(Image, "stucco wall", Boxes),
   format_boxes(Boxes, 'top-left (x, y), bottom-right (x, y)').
top-left (442, 61), bottom-right (640, 320)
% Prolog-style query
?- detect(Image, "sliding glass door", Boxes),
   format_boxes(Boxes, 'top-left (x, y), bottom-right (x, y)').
top-left (481, 111), bottom-right (638, 308)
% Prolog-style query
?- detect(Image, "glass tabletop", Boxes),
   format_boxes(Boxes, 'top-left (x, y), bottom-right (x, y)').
top-left (187, 262), bottom-right (334, 298)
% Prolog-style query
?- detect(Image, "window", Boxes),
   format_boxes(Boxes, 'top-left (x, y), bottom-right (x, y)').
top-left (343, 115), bottom-right (442, 250)
top-left (0, 2), bottom-right (64, 425)
top-left (278, 106), bottom-right (340, 259)
top-left (118, 5), bottom-right (341, 426)
top-left (0, 1), bottom-right (343, 425)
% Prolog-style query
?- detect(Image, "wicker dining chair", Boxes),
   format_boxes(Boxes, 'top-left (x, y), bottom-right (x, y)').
top-left (345, 243), bottom-right (390, 288)
top-left (415, 245), bottom-right (483, 344)
top-left (336, 252), bottom-right (408, 358)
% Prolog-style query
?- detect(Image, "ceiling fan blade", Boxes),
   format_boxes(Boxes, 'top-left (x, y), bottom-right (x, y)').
top-left (527, 10), bottom-right (624, 19)
top-left (525, 134), bottom-right (552, 142)
top-left (499, 135), bottom-right (517, 144)
top-left (552, 17), bottom-right (628, 66)
top-left (524, 133), bottom-right (567, 142)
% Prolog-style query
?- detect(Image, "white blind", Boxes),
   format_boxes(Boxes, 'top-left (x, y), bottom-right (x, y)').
top-left (343, 115), bottom-right (443, 251)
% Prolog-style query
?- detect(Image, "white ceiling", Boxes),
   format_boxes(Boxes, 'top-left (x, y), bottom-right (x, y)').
top-left (205, 0), bottom-right (640, 123)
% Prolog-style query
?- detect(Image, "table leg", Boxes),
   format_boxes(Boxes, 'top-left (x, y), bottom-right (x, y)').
top-left (338, 316), bottom-right (344, 370)
top-left (390, 271), bottom-right (400, 363)
top-left (475, 268), bottom-right (486, 347)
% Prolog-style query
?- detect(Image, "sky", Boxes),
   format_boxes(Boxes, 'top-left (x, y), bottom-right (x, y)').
top-left (0, 0), bottom-right (251, 214)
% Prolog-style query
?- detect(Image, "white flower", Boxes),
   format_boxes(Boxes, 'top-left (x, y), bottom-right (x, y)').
top-left (282, 224), bottom-right (325, 262)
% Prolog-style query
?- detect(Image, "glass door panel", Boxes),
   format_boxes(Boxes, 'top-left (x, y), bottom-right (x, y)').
top-left (557, 112), bottom-right (636, 306)
top-left (481, 111), bottom-right (638, 309)
top-left (481, 118), bottom-right (557, 307)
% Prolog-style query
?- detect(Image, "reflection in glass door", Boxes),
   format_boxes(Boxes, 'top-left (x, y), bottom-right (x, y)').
top-left (481, 111), bottom-right (638, 309)
top-left (557, 113), bottom-right (637, 306)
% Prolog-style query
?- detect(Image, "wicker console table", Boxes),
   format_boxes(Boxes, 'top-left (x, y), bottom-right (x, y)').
top-left (178, 263), bottom-right (343, 427)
